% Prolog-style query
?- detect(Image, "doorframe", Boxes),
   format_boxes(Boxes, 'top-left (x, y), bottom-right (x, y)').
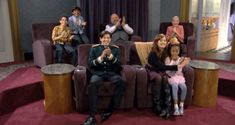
top-left (8, 0), bottom-right (23, 62)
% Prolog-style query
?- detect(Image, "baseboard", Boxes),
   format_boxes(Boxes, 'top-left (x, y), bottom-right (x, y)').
top-left (24, 52), bottom-right (33, 61)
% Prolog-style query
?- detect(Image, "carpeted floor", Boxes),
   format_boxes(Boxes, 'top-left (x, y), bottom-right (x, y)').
top-left (0, 62), bottom-right (33, 81)
top-left (0, 62), bottom-right (235, 125)
top-left (0, 96), bottom-right (235, 125)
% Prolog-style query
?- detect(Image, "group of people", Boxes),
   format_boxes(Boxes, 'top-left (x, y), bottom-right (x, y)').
top-left (51, 6), bottom-right (190, 125)
top-left (52, 7), bottom-right (134, 66)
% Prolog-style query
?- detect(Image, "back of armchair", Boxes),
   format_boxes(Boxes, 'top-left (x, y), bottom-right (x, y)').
top-left (32, 23), bottom-right (58, 67)
top-left (32, 23), bottom-right (58, 41)
top-left (159, 22), bottom-right (195, 58)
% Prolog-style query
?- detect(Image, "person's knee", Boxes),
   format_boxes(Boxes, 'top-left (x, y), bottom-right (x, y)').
top-left (89, 76), bottom-right (102, 86)
top-left (179, 84), bottom-right (187, 91)
top-left (113, 76), bottom-right (126, 88)
top-left (153, 74), bottom-right (162, 85)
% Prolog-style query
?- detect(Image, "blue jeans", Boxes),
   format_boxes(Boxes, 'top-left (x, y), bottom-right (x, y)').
top-left (72, 33), bottom-right (90, 47)
top-left (55, 43), bottom-right (77, 65)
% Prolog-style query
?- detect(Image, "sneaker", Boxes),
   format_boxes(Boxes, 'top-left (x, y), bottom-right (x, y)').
top-left (173, 108), bottom-right (180, 116)
top-left (179, 107), bottom-right (184, 115)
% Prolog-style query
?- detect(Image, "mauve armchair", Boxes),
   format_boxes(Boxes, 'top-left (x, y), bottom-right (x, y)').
top-left (73, 44), bottom-right (136, 113)
top-left (32, 23), bottom-right (58, 67)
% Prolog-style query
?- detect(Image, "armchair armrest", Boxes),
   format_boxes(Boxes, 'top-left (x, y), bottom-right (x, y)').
top-left (182, 64), bottom-right (194, 106)
top-left (187, 36), bottom-right (196, 59)
top-left (132, 65), bottom-right (148, 108)
top-left (73, 65), bottom-right (88, 112)
top-left (32, 39), bottom-right (53, 67)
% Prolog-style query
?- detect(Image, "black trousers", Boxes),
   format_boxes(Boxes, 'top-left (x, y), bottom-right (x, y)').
top-left (88, 74), bottom-right (126, 117)
top-left (151, 73), bottom-right (171, 114)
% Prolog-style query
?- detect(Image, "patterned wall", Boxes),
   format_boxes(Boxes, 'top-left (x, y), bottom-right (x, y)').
top-left (18, 0), bottom-right (76, 53)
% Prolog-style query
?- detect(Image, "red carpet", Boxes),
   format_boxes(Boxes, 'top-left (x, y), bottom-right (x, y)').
top-left (0, 96), bottom-right (235, 125)
top-left (0, 66), bottom-right (44, 115)
top-left (1, 65), bottom-right (235, 125)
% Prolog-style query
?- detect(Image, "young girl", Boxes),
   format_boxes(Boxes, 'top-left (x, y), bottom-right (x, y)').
top-left (165, 43), bottom-right (188, 116)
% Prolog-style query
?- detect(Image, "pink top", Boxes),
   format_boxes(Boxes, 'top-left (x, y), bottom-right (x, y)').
top-left (165, 57), bottom-right (185, 85)
top-left (166, 25), bottom-right (184, 43)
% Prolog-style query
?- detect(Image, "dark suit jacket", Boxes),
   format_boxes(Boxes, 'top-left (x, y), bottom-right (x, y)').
top-left (88, 44), bottom-right (122, 76)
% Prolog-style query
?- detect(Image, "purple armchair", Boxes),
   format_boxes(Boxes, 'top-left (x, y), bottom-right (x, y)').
top-left (159, 22), bottom-right (196, 59)
top-left (32, 23), bottom-right (58, 67)
top-left (73, 44), bottom-right (136, 113)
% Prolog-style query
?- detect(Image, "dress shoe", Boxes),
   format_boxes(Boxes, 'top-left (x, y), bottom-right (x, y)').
top-left (159, 110), bottom-right (170, 119)
top-left (100, 112), bottom-right (112, 122)
top-left (81, 116), bottom-right (97, 125)
top-left (153, 105), bottom-right (162, 115)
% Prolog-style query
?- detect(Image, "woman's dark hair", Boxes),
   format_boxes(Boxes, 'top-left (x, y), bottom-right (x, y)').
top-left (72, 6), bottom-right (81, 12)
top-left (99, 30), bottom-right (112, 38)
top-left (152, 34), bottom-right (168, 60)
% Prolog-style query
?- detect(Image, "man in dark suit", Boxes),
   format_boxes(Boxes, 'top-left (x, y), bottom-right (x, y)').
top-left (81, 31), bottom-right (126, 125)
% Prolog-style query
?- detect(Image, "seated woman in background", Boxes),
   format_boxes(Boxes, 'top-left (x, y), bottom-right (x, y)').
top-left (146, 34), bottom-right (189, 119)
top-left (52, 15), bottom-right (77, 66)
top-left (166, 16), bottom-right (187, 56)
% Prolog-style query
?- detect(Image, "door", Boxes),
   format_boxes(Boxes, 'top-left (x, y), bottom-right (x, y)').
top-left (0, 0), bottom-right (14, 63)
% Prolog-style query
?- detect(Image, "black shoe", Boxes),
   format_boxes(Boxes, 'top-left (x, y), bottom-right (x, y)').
top-left (153, 105), bottom-right (162, 115)
top-left (159, 110), bottom-right (167, 117)
top-left (81, 116), bottom-right (97, 125)
top-left (100, 112), bottom-right (112, 122)
top-left (159, 110), bottom-right (170, 119)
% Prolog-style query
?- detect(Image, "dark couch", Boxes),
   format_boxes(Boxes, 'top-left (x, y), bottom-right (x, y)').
top-left (73, 44), bottom-right (136, 113)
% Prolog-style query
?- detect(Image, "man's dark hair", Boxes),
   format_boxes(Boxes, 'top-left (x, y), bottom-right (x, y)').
top-left (60, 15), bottom-right (68, 20)
top-left (99, 31), bottom-right (112, 38)
top-left (72, 6), bottom-right (81, 12)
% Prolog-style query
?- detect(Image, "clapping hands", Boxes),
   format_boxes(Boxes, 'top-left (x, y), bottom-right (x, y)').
top-left (101, 47), bottom-right (111, 59)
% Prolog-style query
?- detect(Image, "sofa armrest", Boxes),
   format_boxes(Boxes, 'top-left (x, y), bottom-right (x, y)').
top-left (132, 65), bottom-right (148, 108)
top-left (32, 39), bottom-right (53, 67)
top-left (73, 65), bottom-right (88, 112)
top-left (120, 65), bottom-right (136, 108)
top-left (182, 64), bottom-right (194, 106)
top-left (187, 36), bottom-right (196, 59)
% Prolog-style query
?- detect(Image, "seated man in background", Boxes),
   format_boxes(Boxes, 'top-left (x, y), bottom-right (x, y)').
top-left (68, 6), bottom-right (89, 47)
top-left (105, 13), bottom-right (134, 62)
top-left (81, 31), bottom-right (126, 125)
top-left (52, 15), bottom-right (77, 66)
top-left (105, 13), bottom-right (133, 43)
top-left (166, 16), bottom-right (187, 56)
